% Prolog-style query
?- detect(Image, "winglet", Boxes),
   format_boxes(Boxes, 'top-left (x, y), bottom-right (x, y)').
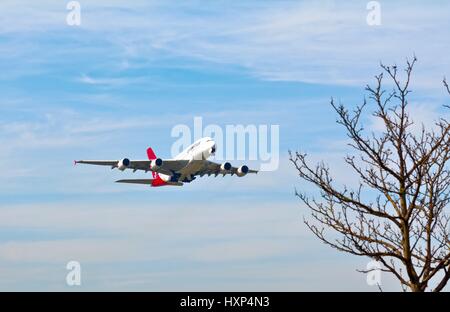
top-left (147, 147), bottom-right (157, 160)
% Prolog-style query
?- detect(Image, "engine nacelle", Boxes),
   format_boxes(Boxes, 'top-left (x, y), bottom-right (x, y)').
top-left (117, 158), bottom-right (130, 171)
top-left (150, 158), bottom-right (163, 171)
top-left (236, 165), bottom-right (249, 177)
top-left (220, 162), bottom-right (232, 172)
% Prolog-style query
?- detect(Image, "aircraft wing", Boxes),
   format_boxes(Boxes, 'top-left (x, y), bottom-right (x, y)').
top-left (75, 159), bottom-right (189, 176)
top-left (75, 160), bottom-right (150, 171)
top-left (194, 160), bottom-right (258, 177)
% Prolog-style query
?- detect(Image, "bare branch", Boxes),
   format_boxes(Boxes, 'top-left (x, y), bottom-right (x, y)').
top-left (291, 58), bottom-right (450, 292)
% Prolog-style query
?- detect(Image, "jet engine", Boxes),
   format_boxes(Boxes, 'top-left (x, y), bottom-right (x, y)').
top-left (220, 162), bottom-right (232, 172)
top-left (117, 158), bottom-right (130, 171)
top-left (150, 158), bottom-right (163, 170)
top-left (236, 165), bottom-right (249, 177)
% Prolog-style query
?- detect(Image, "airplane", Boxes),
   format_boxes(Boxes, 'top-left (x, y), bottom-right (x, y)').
top-left (74, 137), bottom-right (258, 187)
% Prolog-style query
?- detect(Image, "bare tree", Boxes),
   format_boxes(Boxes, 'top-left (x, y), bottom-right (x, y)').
top-left (290, 57), bottom-right (450, 292)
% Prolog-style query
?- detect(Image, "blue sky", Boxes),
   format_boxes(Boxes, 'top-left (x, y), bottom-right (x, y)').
top-left (1, 0), bottom-right (450, 291)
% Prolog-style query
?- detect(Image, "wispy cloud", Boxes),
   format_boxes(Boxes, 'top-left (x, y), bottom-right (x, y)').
top-left (2, 1), bottom-right (450, 88)
top-left (0, 198), bottom-right (406, 291)
top-left (78, 74), bottom-right (148, 88)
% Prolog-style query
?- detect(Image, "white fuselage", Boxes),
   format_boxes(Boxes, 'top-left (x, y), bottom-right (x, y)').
top-left (175, 137), bottom-right (216, 161)
top-left (159, 137), bottom-right (216, 182)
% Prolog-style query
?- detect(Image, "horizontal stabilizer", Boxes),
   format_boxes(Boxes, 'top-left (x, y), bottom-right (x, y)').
top-left (115, 179), bottom-right (183, 186)
top-left (116, 179), bottom-right (154, 185)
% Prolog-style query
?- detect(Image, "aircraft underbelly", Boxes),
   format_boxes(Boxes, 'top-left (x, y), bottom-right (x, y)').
top-left (179, 160), bottom-right (204, 177)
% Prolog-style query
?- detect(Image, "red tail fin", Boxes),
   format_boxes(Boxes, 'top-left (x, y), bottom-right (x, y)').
top-left (151, 175), bottom-right (167, 187)
top-left (147, 147), bottom-right (157, 160)
top-left (147, 147), bottom-right (162, 182)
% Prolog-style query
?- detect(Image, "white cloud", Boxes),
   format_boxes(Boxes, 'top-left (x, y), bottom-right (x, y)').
top-left (78, 74), bottom-right (148, 88)
top-left (2, 1), bottom-right (450, 89)
top-left (369, 101), bottom-right (449, 135)
top-left (0, 239), bottom-right (141, 263)
top-left (0, 199), bottom-right (405, 291)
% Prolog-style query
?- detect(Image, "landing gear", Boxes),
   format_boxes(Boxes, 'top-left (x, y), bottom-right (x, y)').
top-left (181, 176), bottom-right (196, 183)
top-left (170, 172), bottom-right (181, 183)
top-left (170, 172), bottom-right (197, 183)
